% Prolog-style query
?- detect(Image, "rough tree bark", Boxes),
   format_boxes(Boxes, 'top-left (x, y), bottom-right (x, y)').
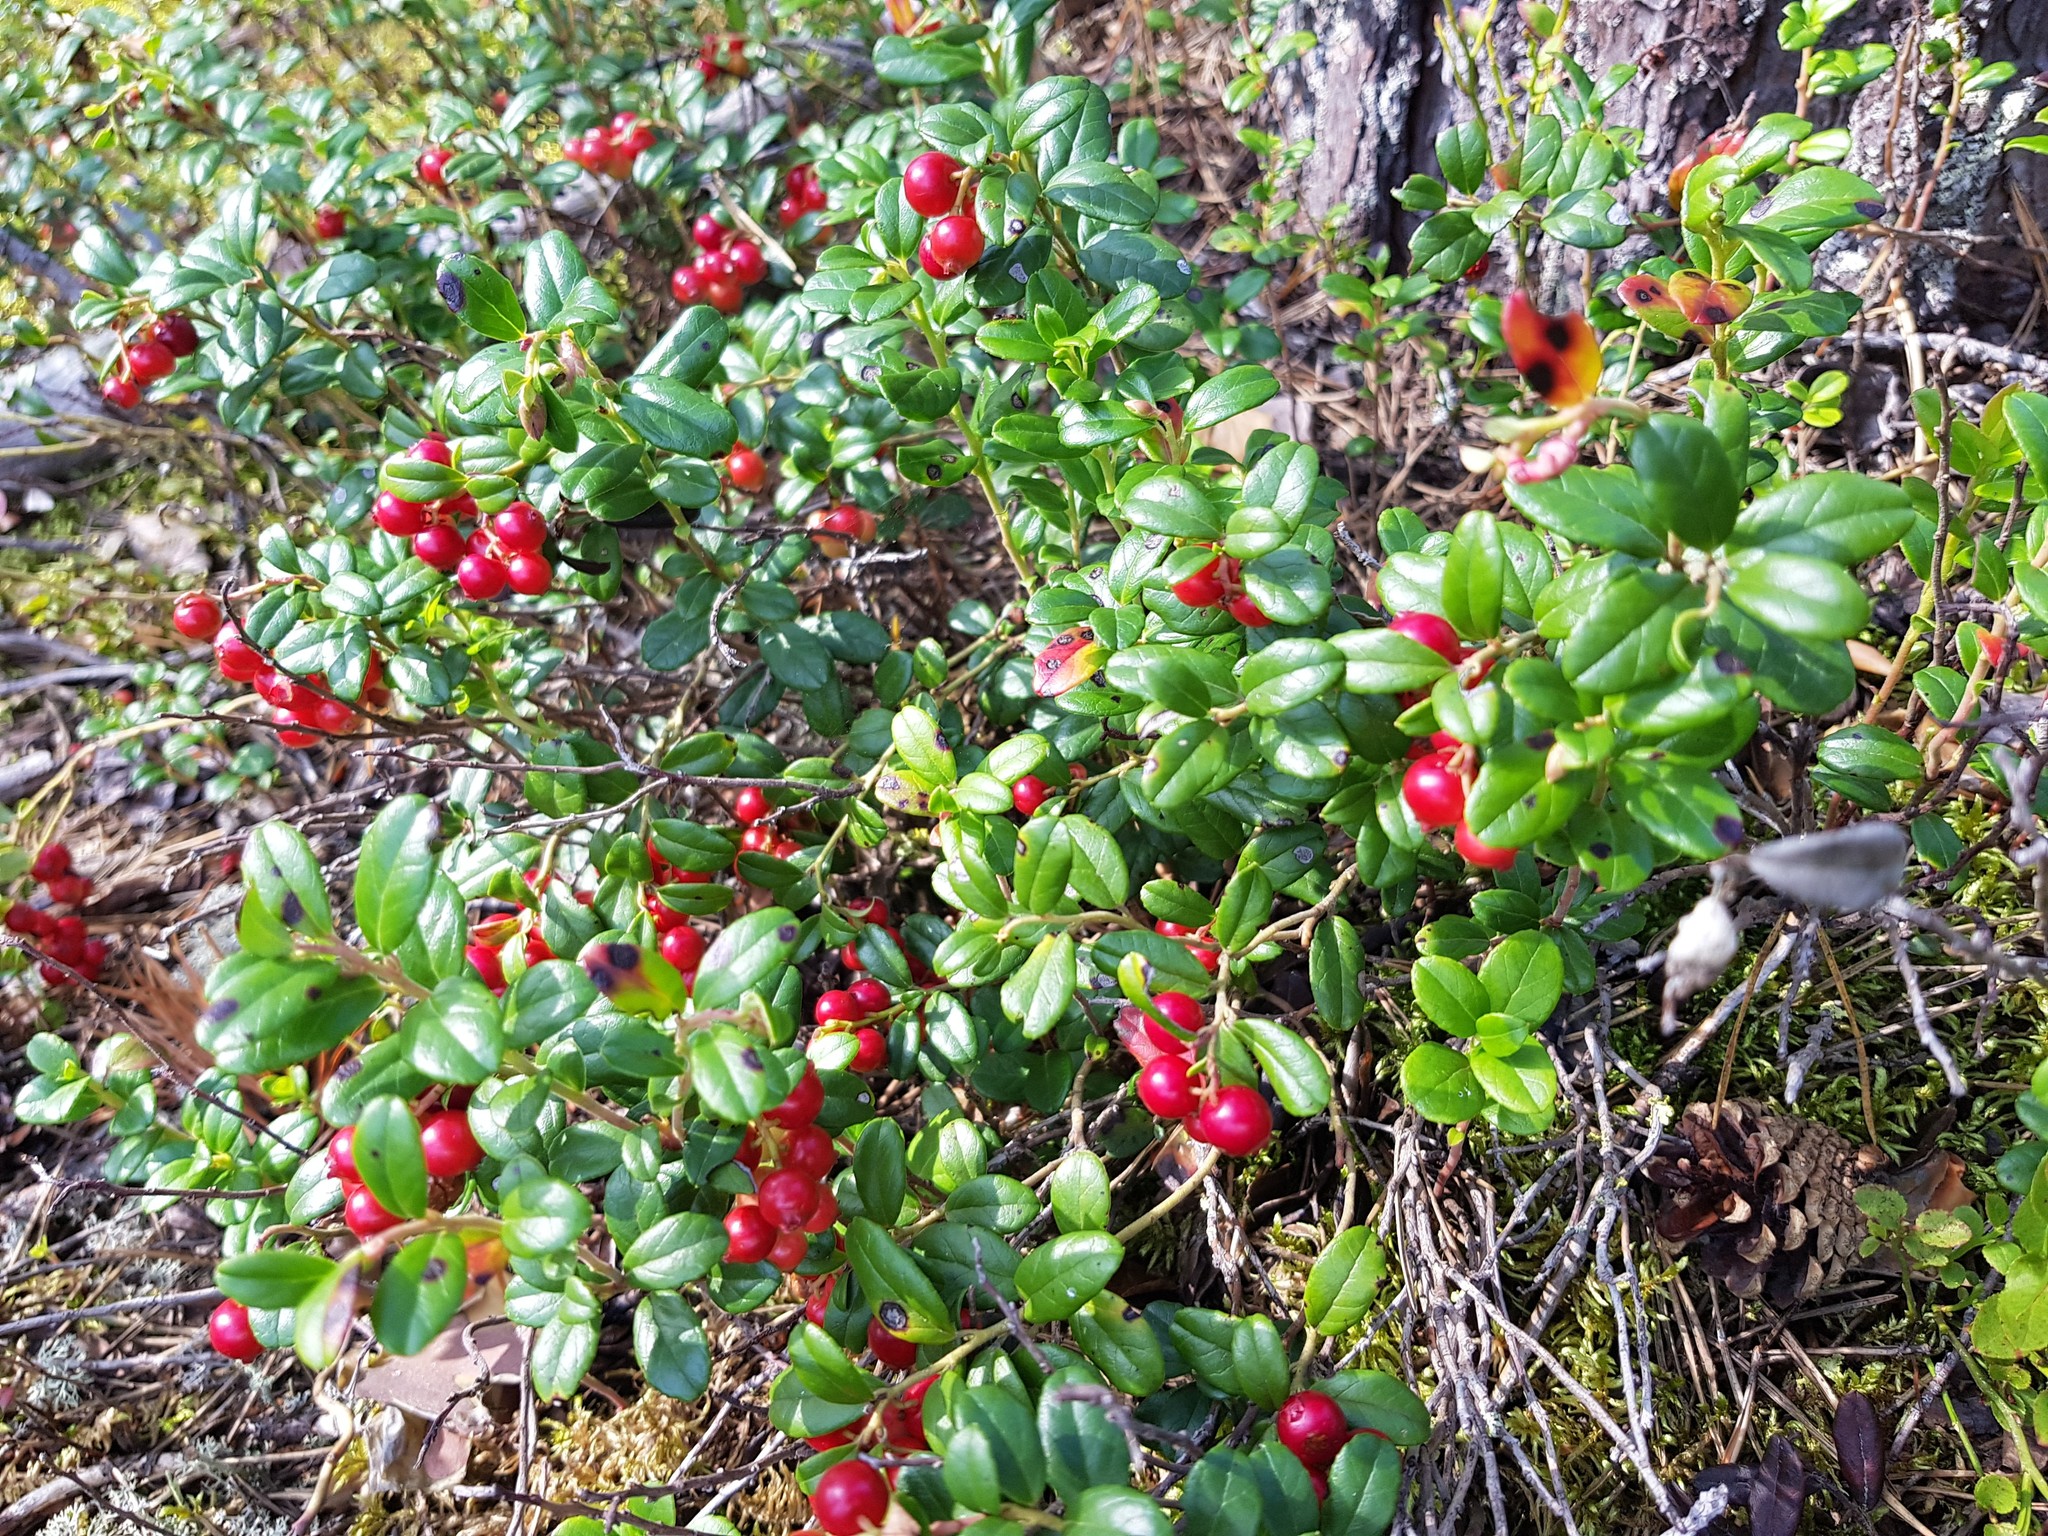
top-left (1267, 0), bottom-right (2046, 327)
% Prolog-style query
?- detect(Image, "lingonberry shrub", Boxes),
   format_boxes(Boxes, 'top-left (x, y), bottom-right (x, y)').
top-left (8, 0), bottom-right (2046, 1528)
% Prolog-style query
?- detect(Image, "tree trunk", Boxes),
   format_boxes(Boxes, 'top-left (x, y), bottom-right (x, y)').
top-left (1267, 0), bottom-right (2046, 328)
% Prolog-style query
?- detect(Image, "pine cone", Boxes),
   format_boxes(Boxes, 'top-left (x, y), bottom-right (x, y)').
top-left (1646, 1100), bottom-right (1884, 1305)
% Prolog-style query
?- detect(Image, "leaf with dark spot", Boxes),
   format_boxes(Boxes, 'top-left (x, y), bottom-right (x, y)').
top-left (577, 936), bottom-right (687, 1018)
top-left (1833, 1391), bottom-right (1884, 1509)
top-left (1749, 1435), bottom-right (1806, 1536)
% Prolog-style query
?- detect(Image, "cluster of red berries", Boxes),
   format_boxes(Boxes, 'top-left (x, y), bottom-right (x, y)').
top-left (1127, 992), bottom-right (1274, 1157)
top-left (734, 784), bottom-right (802, 868)
top-left (670, 213), bottom-right (769, 315)
top-left (208, 603), bottom-right (386, 744)
top-left (562, 111), bottom-right (657, 179)
top-left (1275, 1389), bottom-right (1386, 1498)
top-left (327, 1102), bottom-right (485, 1240)
top-left (903, 151), bottom-right (984, 279)
top-left (4, 843), bottom-right (106, 987)
top-left (415, 145), bottom-right (454, 190)
top-left (633, 846), bottom-right (713, 978)
top-left (776, 163), bottom-right (828, 230)
top-left (466, 915), bottom-right (556, 994)
top-left (376, 439), bottom-right (554, 600)
top-left (834, 895), bottom-right (933, 987)
top-left (724, 1065), bottom-right (838, 1272)
top-left (100, 312), bottom-right (197, 409)
top-left (697, 33), bottom-right (750, 80)
top-left (1152, 917), bottom-right (1222, 973)
top-left (1385, 612), bottom-right (1517, 869)
top-left (812, 976), bottom-right (892, 1074)
top-left (1170, 553), bottom-right (1272, 628)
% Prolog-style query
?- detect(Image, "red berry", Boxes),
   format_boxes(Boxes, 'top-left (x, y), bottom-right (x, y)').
top-left (777, 193), bottom-right (805, 228)
top-left (781, 1123), bottom-right (837, 1180)
top-left (420, 1109), bottom-right (484, 1178)
top-left (172, 592), bottom-right (224, 641)
top-left (659, 925), bottom-right (706, 975)
top-left (1389, 611), bottom-right (1463, 664)
top-left (848, 978), bottom-right (891, 1014)
top-left (739, 825), bottom-right (777, 854)
top-left (415, 146), bottom-right (453, 189)
top-left (101, 375), bottom-right (141, 409)
top-left (768, 1228), bottom-right (809, 1271)
top-left (307, 695), bottom-right (357, 735)
top-left (848, 1026), bottom-right (888, 1074)
top-left (692, 213), bottom-right (730, 251)
top-left (328, 1125), bottom-right (360, 1184)
top-left (903, 151), bottom-right (969, 217)
top-left (724, 1203), bottom-right (776, 1263)
top-left (811, 1460), bottom-right (892, 1536)
top-left (918, 215), bottom-right (983, 278)
top-left (765, 1066), bottom-right (825, 1129)
top-left (1137, 1055), bottom-right (1200, 1119)
top-left (1195, 1084), bottom-right (1274, 1157)
top-left (705, 275), bottom-right (743, 314)
top-left (726, 239), bottom-right (766, 286)
top-left (492, 501), bottom-right (547, 552)
top-left (806, 1188), bottom-right (840, 1234)
top-left (847, 897), bottom-right (889, 925)
top-left (125, 339), bottom-right (175, 384)
top-left (409, 435), bottom-right (454, 466)
top-left (1172, 557), bottom-right (1225, 608)
top-left (274, 712), bottom-right (319, 749)
top-left (1227, 594), bottom-right (1271, 628)
top-left (816, 989), bottom-right (862, 1026)
top-left (1454, 821), bottom-right (1517, 869)
top-left (4, 904), bottom-right (46, 936)
top-left (253, 669), bottom-right (302, 711)
top-left (725, 446), bottom-right (767, 491)
top-left (614, 120), bottom-right (655, 161)
top-left (151, 313), bottom-right (199, 357)
top-left (735, 786), bottom-right (771, 825)
top-left (671, 265), bottom-right (706, 304)
top-left (798, 1187), bottom-right (831, 1236)
top-left (29, 844), bottom-right (71, 883)
top-left (1277, 1390), bottom-right (1350, 1468)
top-left (466, 942), bottom-right (506, 990)
top-left (313, 205), bottom-right (348, 240)
top-left (839, 941), bottom-right (865, 972)
top-left (414, 524), bottom-right (464, 572)
top-left (46, 874), bottom-right (90, 908)
top-left (209, 1299), bottom-right (263, 1362)
top-left (818, 505), bottom-right (878, 542)
top-left (374, 491), bottom-right (429, 537)
top-left (806, 1272), bottom-right (838, 1326)
top-left (214, 632), bottom-right (263, 681)
top-left (344, 1184), bottom-right (403, 1238)
top-left (1402, 751), bottom-right (1465, 829)
top-left (1152, 991), bottom-right (1203, 1039)
top-left (1011, 774), bottom-right (1052, 815)
top-left (866, 1313), bottom-right (920, 1370)
top-left (456, 554), bottom-right (508, 601)
top-left (506, 553), bottom-right (553, 596)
